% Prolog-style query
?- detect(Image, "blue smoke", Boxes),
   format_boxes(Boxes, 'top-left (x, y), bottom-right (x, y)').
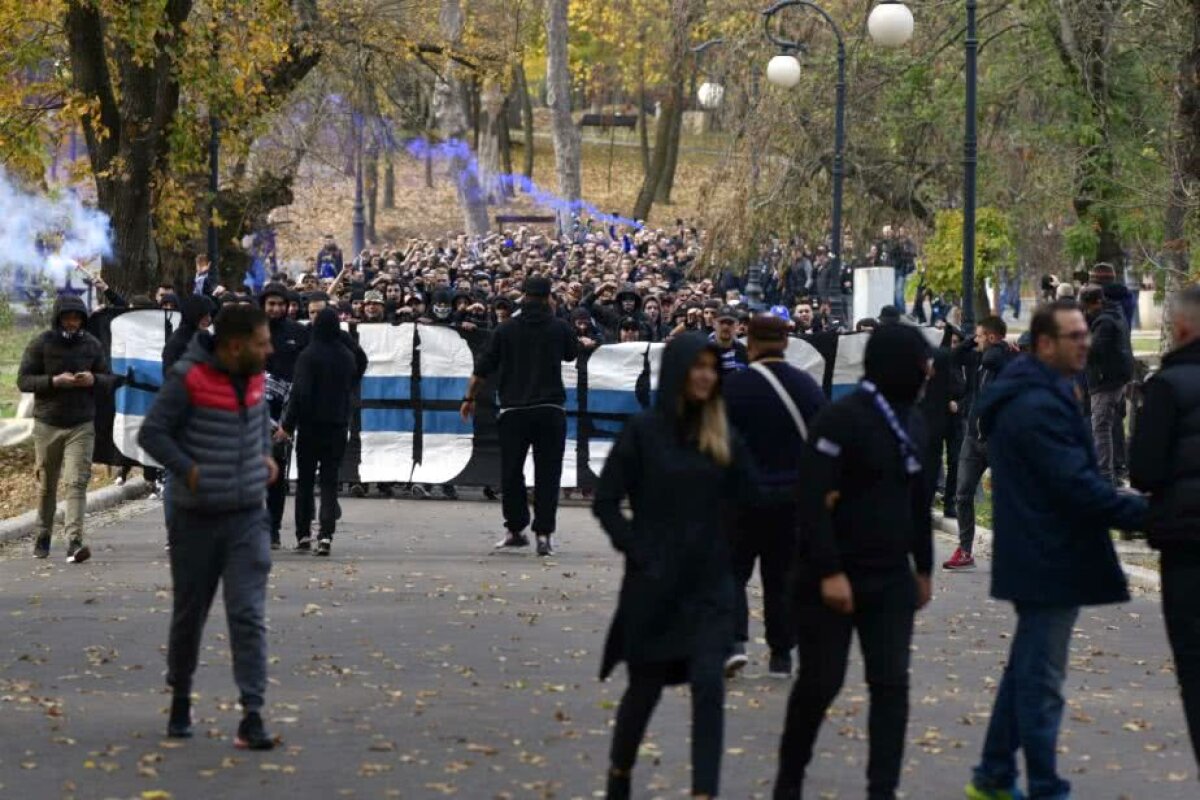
top-left (405, 137), bottom-right (643, 230)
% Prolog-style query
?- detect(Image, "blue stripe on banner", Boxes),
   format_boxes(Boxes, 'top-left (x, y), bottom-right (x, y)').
top-left (588, 388), bottom-right (643, 414)
top-left (361, 409), bottom-right (473, 435)
top-left (115, 387), bottom-right (157, 416)
top-left (111, 357), bottom-right (163, 388)
top-left (361, 375), bottom-right (470, 402)
top-left (831, 384), bottom-right (857, 401)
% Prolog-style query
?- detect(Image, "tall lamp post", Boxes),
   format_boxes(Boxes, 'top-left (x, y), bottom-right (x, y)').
top-left (761, 0), bottom-right (849, 298)
top-left (351, 52), bottom-right (368, 259)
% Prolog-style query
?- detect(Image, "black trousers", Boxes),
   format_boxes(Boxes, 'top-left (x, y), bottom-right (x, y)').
top-left (167, 506), bottom-right (271, 713)
top-left (610, 652), bottom-right (725, 796)
top-left (295, 424), bottom-right (348, 541)
top-left (266, 439), bottom-right (291, 538)
top-left (775, 570), bottom-right (916, 800)
top-left (927, 418), bottom-right (962, 513)
top-left (1162, 547), bottom-right (1200, 769)
top-left (498, 407), bottom-right (566, 536)
top-left (732, 502), bottom-right (795, 654)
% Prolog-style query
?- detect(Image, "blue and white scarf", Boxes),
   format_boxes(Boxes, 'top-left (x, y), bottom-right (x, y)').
top-left (859, 379), bottom-right (923, 475)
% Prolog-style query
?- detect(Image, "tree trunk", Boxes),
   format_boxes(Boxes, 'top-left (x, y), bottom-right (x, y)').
top-left (633, 94), bottom-right (676, 221)
top-left (498, 94), bottom-right (514, 197)
top-left (1162, 3), bottom-right (1200, 352)
top-left (514, 61), bottom-right (535, 180)
top-left (477, 82), bottom-right (506, 203)
top-left (365, 151), bottom-right (378, 242)
top-left (545, 0), bottom-right (582, 230)
top-left (383, 154), bottom-right (395, 209)
top-left (637, 32), bottom-right (651, 177)
top-left (632, 0), bottom-right (691, 221)
top-left (434, 0), bottom-right (490, 235)
top-left (655, 82), bottom-right (684, 204)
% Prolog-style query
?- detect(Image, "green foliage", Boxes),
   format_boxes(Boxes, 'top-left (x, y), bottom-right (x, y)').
top-left (1062, 221), bottom-right (1099, 265)
top-left (923, 208), bottom-right (1015, 299)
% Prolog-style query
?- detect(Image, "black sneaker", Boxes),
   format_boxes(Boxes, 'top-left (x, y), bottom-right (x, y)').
top-left (66, 542), bottom-right (91, 564)
top-left (167, 695), bottom-right (193, 738)
top-left (33, 535), bottom-right (50, 559)
top-left (270, 532), bottom-right (281, 551)
top-left (724, 643), bottom-right (749, 678)
top-left (494, 531), bottom-right (530, 550)
top-left (234, 711), bottom-right (276, 751)
top-left (483, 487), bottom-right (498, 501)
top-left (378, 483), bottom-right (394, 498)
top-left (536, 535), bottom-right (554, 557)
top-left (349, 483), bottom-right (365, 498)
top-left (315, 538), bottom-right (331, 557)
top-left (606, 770), bottom-right (632, 800)
top-left (768, 650), bottom-right (793, 679)
top-left (294, 537), bottom-right (312, 553)
top-left (441, 485), bottom-right (458, 500)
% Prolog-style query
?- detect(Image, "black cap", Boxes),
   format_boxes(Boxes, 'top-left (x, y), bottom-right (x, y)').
top-left (523, 276), bottom-right (552, 297)
top-left (716, 305), bottom-right (737, 322)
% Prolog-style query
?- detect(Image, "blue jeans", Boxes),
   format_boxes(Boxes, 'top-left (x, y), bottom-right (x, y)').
top-left (894, 270), bottom-right (907, 314)
top-left (973, 605), bottom-right (1079, 799)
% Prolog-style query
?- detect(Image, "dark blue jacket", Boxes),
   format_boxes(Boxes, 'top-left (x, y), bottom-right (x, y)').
top-left (977, 356), bottom-right (1146, 607)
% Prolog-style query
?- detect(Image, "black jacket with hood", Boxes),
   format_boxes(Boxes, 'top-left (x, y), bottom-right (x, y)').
top-left (791, 324), bottom-right (934, 597)
top-left (18, 295), bottom-right (115, 428)
top-left (1130, 337), bottom-right (1200, 547)
top-left (956, 338), bottom-right (1016, 440)
top-left (162, 294), bottom-right (214, 373)
top-left (1086, 299), bottom-right (1134, 392)
top-left (474, 300), bottom-right (579, 410)
top-left (281, 308), bottom-right (362, 432)
top-left (593, 333), bottom-right (758, 682)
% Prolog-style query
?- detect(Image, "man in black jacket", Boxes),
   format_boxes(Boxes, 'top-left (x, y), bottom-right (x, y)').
top-left (260, 282), bottom-right (310, 548)
top-left (163, 295), bottom-right (215, 373)
top-left (944, 315), bottom-right (1015, 571)
top-left (461, 276), bottom-right (579, 557)
top-left (1081, 285), bottom-right (1134, 485)
top-left (279, 308), bottom-right (363, 557)
top-left (1130, 285), bottom-right (1200, 769)
top-left (18, 295), bottom-right (116, 562)
top-left (724, 315), bottom-right (826, 679)
top-left (773, 323), bottom-right (933, 800)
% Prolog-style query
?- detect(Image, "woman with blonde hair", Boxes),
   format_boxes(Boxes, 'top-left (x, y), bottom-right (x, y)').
top-left (593, 333), bottom-right (758, 800)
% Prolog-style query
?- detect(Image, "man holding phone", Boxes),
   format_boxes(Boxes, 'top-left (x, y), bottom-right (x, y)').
top-left (18, 295), bottom-right (115, 563)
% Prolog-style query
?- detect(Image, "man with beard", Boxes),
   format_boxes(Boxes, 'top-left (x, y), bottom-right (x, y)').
top-left (259, 283), bottom-right (309, 549)
top-left (461, 277), bottom-right (579, 557)
top-left (138, 304), bottom-right (279, 750)
top-left (280, 308), bottom-right (361, 556)
top-left (710, 306), bottom-right (749, 374)
top-left (361, 290), bottom-right (388, 323)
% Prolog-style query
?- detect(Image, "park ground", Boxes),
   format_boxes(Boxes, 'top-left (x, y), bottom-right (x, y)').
top-left (0, 495), bottom-right (1194, 800)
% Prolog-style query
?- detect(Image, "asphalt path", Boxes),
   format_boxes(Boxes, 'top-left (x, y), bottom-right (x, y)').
top-left (0, 496), bottom-right (1193, 799)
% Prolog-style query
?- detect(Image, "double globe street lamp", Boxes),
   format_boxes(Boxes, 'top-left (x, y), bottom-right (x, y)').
top-left (761, 0), bottom-right (914, 315)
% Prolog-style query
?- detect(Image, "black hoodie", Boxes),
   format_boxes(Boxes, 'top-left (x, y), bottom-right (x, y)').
top-left (162, 294), bottom-right (214, 373)
top-left (593, 333), bottom-right (757, 681)
top-left (792, 324), bottom-right (933, 588)
top-left (282, 308), bottom-right (359, 431)
top-left (474, 300), bottom-right (579, 409)
top-left (18, 295), bottom-right (115, 428)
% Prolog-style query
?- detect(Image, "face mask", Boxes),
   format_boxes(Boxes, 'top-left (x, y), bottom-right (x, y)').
top-left (433, 303), bottom-right (452, 319)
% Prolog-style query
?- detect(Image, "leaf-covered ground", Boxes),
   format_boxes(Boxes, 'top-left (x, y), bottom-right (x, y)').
top-left (0, 497), bottom-right (1193, 799)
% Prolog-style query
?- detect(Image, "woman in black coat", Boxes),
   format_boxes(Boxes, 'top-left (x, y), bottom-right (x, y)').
top-left (593, 333), bottom-right (757, 800)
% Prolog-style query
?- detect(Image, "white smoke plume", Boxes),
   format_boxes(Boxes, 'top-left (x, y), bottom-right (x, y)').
top-left (0, 167), bottom-right (113, 288)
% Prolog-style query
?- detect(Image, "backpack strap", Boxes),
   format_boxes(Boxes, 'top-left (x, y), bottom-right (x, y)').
top-left (749, 362), bottom-right (808, 442)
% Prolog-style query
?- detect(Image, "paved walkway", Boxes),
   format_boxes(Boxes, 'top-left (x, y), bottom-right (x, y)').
top-left (0, 496), bottom-right (1194, 799)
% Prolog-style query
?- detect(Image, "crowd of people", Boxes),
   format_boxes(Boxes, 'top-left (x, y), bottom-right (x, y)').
top-left (12, 216), bottom-right (1200, 800)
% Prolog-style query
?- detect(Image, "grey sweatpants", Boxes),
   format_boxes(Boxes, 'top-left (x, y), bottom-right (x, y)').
top-left (167, 505), bottom-right (271, 712)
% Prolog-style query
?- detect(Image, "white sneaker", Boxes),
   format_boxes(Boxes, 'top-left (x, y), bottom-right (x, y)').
top-left (114, 476), bottom-right (126, 487)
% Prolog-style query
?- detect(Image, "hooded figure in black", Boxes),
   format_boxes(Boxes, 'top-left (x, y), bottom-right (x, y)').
top-left (259, 282), bottom-right (310, 547)
top-left (593, 333), bottom-right (759, 800)
top-left (163, 295), bottom-right (215, 373)
top-left (280, 308), bottom-right (360, 555)
top-left (774, 323), bottom-right (934, 800)
top-left (917, 323), bottom-right (966, 515)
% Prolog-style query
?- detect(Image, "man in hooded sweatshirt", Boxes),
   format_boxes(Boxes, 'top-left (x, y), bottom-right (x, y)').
top-left (280, 308), bottom-right (362, 556)
top-left (259, 282), bottom-right (309, 549)
top-left (963, 299), bottom-right (1146, 800)
top-left (773, 323), bottom-right (934, 800)
top-left (163, 294), bottom-right (215, 372)
top-left (18, 295), bottom-right (116, 562)
top-left (461, 276), bottom-right (579, 557)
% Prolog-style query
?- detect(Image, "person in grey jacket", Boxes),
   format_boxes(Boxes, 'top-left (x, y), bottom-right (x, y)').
top-left (138, 304), bottom-right (279, 751)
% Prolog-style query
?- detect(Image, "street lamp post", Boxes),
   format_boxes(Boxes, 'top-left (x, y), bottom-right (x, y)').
top-left (762, 0), bottom-right (848, 298)
top-left (352, 122), bottom-right (366, 258)
top-left (208, 115), bottom-right (219, 271)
